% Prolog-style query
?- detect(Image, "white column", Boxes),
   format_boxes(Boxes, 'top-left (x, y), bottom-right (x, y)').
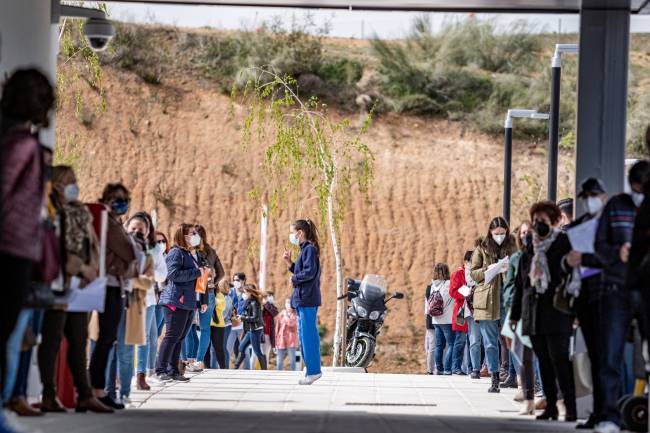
top-left (258, 204), bottom-right (269, 291)
top-left (0, 0), bottom-right (57, 148)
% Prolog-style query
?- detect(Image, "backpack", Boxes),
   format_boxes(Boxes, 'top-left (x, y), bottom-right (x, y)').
top-left (427, 285), bottom-right (445, 317)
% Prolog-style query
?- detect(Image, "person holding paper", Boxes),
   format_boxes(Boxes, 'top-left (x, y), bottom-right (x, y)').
top-left (449, 253), bottom-right (473, 375)
top-left (37, 166), bottom-right (113, 414)
top-left (470, 216), bottom-right (515, 393)
top-left (509, 201), bottom-right (576, 423)
top-left (564, 177), bottom-right (607, 430)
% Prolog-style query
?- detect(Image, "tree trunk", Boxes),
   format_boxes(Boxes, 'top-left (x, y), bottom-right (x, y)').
top-left (328, 170), bottom-right (345, 367)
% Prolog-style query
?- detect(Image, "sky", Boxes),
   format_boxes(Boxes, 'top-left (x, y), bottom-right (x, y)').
top-left (103, 2), bottom-right (650, 39)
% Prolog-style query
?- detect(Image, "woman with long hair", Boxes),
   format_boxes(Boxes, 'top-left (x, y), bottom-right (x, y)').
top-left (283, 219), bottom-right (322, 385)
top-left (428, 263), bottom-right (455, 375)
top-left (470, 216), bottom-right (516, 393)
top-left (234, 284), bottom-right (267, 370)
top-left (155, 224), bottom-right (205, 381)
top-left (210, 278), bottom-right (232, 368)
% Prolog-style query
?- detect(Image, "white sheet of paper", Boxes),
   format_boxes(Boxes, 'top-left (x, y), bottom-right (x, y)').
top-left (485, 256), bottom-right (509, 284)
top-left (458, 285), bottom-right (472, 297)
top-left (66, 277), bottom-right (107, 313)
top-left (567, 218), bottom-right (598, 253)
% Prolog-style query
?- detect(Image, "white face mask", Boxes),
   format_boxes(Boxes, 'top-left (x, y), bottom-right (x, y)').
top-left (242, 293), bottom-right (250, 301)
top-left (289, 232), bottom-right (300, 246)
top-left (267, 295), bottom-right (274, 303)
top-left (63, 183), bottom-right (79, 203)
top-left (233, 281), bottom-right (242, 290)
top-left (285, 302), bottom-right (291, 310)
top-left (492, 234), bottom-right (506, 245)
top-left (632, 192), bottom-right (645, 208)
top-left (189, 234), bottom-right (202, 247)
top-left (586, 196), bottom-right (604, 215)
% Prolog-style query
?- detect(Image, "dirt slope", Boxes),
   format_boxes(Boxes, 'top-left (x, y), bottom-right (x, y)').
top-left (55, 64), bottom-right (573, 373)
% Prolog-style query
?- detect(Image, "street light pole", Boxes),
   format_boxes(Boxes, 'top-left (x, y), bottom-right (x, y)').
top-left (548, 44), bottom-right (578, 202)
top-left (503, 110), bottom-right (550, 224)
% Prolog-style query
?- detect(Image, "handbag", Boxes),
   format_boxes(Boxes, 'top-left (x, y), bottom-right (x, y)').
top-left (194, 268), bottom-right (209, 294)
top-left (456, 303), bottom-right (466, 327)
top-left (22, 282), bottom-right (55, 308)
top-left (553, 276), bottom-right (573, 315)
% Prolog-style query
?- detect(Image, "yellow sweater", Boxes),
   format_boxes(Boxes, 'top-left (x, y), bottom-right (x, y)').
top-left (211, 292), bottom-right (226, 327)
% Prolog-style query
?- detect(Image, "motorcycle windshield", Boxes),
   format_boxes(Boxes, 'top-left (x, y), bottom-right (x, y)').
top-left (359, 274), bottom-right (387, 302)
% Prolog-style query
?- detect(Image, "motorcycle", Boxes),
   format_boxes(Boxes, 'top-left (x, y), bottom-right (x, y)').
top-left (337, 274), bottom-right (404, 368)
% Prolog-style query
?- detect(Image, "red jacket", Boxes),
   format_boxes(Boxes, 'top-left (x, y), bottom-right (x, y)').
top-left (449, 267), bottom-right (469, 332)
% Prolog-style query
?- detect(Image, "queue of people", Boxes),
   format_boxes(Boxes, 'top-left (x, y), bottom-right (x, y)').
top-left (0, 69), bottom-right (322, 433)
top-left (424, 131), bottom-right (650, 433)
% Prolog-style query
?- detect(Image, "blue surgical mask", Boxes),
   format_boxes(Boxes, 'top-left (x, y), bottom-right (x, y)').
top-left (111, 199), bottom-right (129, 216)
top-left (63, 183), bottom-right (79, 203)
top-left (289, 233), bottom-right (300, 246)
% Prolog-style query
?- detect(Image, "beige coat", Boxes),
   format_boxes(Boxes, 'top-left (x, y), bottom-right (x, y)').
top-left (125, 255), bottom-right (154, 345)
top-left (470, 238), bottom-right (516, 321)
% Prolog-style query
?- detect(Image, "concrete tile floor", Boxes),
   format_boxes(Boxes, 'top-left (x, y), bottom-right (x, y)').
top-left (18, 369), bottom-right (580, 433)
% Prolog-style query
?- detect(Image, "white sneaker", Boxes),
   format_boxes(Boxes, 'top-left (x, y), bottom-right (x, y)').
top-left (594, 421), bottom-right (621, 433)
top-left (298, 373), bottom-right (322, 385)
top-left (186, 362), bottom-right (203, 373)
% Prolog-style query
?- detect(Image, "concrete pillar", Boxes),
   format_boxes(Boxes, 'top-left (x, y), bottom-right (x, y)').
top-left (575, 1), bottom-right (630, 213)
top-left (0, 0), bottom-right (58, 148)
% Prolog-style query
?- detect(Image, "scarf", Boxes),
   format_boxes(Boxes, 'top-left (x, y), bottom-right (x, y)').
top-left (529, 228), bottom-right (560, 294)
top-left (464, 267), bottom-right (476, 288)
top-left (62, 201), bottom-right (92, 261)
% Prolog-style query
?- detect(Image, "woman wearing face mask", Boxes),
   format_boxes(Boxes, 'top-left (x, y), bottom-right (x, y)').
top-left (259, 290), bottom-right (279, 367)
top-left (226, 273), bottom-right (247, 368)
top-left (154, 232), bottom-right (170, 337)
top-left (470, 216), bottom-right (516, 393)
top-left (88, 183), bottom-right (137, 409)
top-left (234, 285), bottom-right (267, 370)
top-left (190, 225), bottom-right (225, 371)
top-left (428, 263), bottom-right (455, 375)
top-left (510, 201), bottom-right (576, 422)
top-left (449, 254), bottom-right (474, 375)
top-left (501, 221), bottom-right (538, 415)
top-left (209, 278), bottom-right (232, 369)
top-left (105, 214), bottom-right (153, 407)
top-left (156, 224), bottom-right (206, 382)
top-left (275, 298), bottom-right (299, 371)
top-left (33, 166), bottom-right (112, 413)
top-left (283, 219), bottom-right (322, 385)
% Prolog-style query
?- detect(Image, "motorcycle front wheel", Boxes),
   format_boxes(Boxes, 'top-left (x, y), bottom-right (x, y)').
top-left (345, 337), bottom-right (376, 368)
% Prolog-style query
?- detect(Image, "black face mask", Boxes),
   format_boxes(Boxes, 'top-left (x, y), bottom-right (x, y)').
top-left (533, 220), bottom-right (551, 238)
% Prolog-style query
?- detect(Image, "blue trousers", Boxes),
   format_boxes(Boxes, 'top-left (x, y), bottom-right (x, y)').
top-left (277, 347), bottom-right (297, 371)
top-left (156, 304), bottom-right (165, 336)
top-left (106, 308), bottom-right (134, 398)
top-left (238, 329), bottom-right (264, 363)
top-left (297, 307), bottom-right (321, 376)
top-left (3, 309), bottom-right (33, 402)
top-left (433, 324), bottom-right (455, 373)
top-left (182, 324), bottom-right (199, 360)
top-left (478, 320), bottom-right (500, 373)
top-left (136, 305), bottom-right (158, 374)
top-left (451, 331), bottom-right (466, 372)
top-left (196, 292), bottom-right (215, 364)
top-left (222, 325), bottom-right (232, 368)
top-left (466, 317), bottom-right (482, 372)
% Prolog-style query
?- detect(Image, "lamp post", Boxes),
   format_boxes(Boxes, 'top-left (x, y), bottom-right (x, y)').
top-left (548, 43), bottom-right (578, 202)
top-left (504, 109), bottom-right (550, 224)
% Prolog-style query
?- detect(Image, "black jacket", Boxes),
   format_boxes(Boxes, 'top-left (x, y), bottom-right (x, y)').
top-left (510, 232), bottom-right (573, 336)
top-left (241, 298), bottom-right (264, 332)
top-left (627, 180), bottom-right (650, 291)
top-left (198, 245), bottom-right (225, 305)
top-left (425, 284), bottom-right (434, 330)
top-left (595, 194), bottom-right (637, 287)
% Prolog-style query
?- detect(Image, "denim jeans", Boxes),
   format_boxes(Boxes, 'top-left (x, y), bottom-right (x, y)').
top-left (196, 292), bottom-right (215, 364)
top-left (227, 327), bottom-right (249, 369)
top-left (155, 304), bottom-right (165, 336)
top-left (13, 310), bottom-right (42, 399)
top-left (596, 286), bottom-right (632, 425)
top-left (466, 317), bottom-right (482, 372)
top-left (433, 324), bottom-right (455, 373)
top-left (478, 320), bottom-right (500, 373)
top-left (239, 329), bottom-right (264, 363)
top-left (223, 325), bottom-right (232, 368)
top-left (3, 309), bottom-right (32, 402)
top-left (451, 331), bottom-right (466, 372)
top-left (182, 324), bottom-right (199, 360)
top-left (277, 348), bottom-right (297, 371)
top-left (297, 307), bottom-right (322, 376)
top-left (106, 309), bottom-right (135, 398)
top-left (137, 305), bottom-right (159, 374)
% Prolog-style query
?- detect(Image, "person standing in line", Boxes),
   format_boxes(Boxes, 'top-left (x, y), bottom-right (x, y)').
top-left (283, 219), bottom-right (322, 385)
top-left (155, 224), bottom-right (205, 382)
top-left (260, 290), bottom-right (279, 367)
top-left (88, 183), bottom-right (136, 410)
top-left (275, 298), bottom-right (299, 371)
top-left (154, 232), bottom-right (170, 337)
top-left (471, 216), bottom-right (516, 393)
top-left (227, 273), bottom-right (248, 368)
top-left (36, 165), bottom-right (112, 413)
top-left (191, 225), bottom-right (225, 371)
top-left (0, 69), bottom-right (54, 431)
top-left (220, 278), bottom-right (234, 369)
top-left (424, 278), bottom-right (436, 375)
top-left (428, 263), bottom-right (455, 375)
top-left (449, 257), bottom-right (471, 375)
top-left (209, 278), bottom-right (230, 368)
top-left (591, 161), bottom-right (650, 433)
top-left (510, 201), bottom-right (577, 423)
top-left (558, 198), bottom-right (574, 229)
top-left (461, 249), bottom-right (483, 379)
top-left (234, 285), bottom-right (267, 370)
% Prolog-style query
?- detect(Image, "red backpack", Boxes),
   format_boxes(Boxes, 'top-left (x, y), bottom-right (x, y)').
top-left (427, 285), bottom-right (445, 317)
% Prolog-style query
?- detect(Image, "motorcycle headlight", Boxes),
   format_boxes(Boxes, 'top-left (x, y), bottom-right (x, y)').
top-left (356, 305), bottom-right (368, 318)
top-left (369, 311), bottom-right (380, 320)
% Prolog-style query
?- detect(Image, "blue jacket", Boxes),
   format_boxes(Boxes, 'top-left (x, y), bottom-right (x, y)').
top-left (595, 193), bottom-right (637, 287)
top-left (290, 242), bottom-right (321, 308)
top-left (159, 246), bottom-right (201, 310)
top-left (229, 287), bottom-right (246, 315)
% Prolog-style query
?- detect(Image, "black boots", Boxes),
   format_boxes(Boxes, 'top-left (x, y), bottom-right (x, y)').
top-left (234, 352), bottom-right (246, 369)
top-left (259, 355), bottom-right (268, 371)
top-left (488, 372), bottom-right (500, 393)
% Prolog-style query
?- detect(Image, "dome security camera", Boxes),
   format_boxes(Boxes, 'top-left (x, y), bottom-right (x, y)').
top-left (84, 17), bottom-right (115, 52)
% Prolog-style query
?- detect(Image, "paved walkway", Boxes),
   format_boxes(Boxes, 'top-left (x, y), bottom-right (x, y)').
top-left (19, 369), bottom-right (579, 433)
